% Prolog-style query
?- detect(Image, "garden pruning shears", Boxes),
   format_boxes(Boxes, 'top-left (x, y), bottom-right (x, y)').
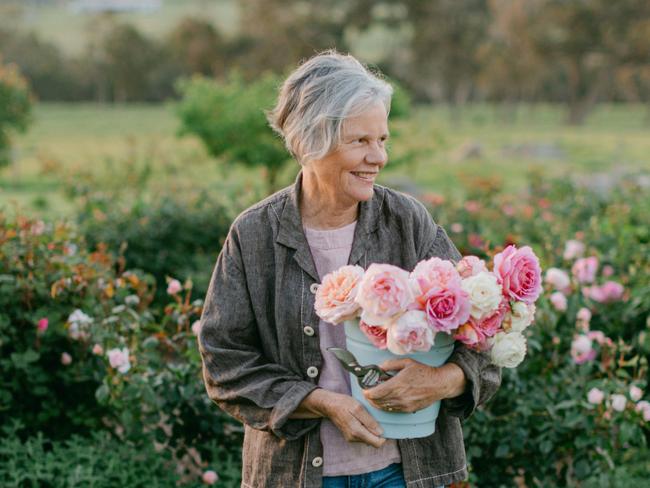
top-left (328, 347), bottom-right (395, 389)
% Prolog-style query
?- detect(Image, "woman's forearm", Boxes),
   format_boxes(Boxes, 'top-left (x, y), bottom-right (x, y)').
top-left (289, 388), bottom-right (332, 419)
top-left (439, 363), bottom-right (467, 399)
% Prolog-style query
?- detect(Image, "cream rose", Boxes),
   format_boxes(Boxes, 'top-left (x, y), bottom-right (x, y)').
top-left (503, 301), bottom-right (536, 333)
top-left (489, 331), bottom-right (527, 368)
top-left (461, 272), bottom-right (503, 320)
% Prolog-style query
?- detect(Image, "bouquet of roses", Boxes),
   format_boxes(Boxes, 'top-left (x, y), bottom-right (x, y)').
top-left (314, 245), bottom-right (542, 368)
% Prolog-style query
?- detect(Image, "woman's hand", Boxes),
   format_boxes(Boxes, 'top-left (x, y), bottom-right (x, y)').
top-left (297, 389), bottom-right (386, 447)
top-left (362, 359), bottom-right (467, 413)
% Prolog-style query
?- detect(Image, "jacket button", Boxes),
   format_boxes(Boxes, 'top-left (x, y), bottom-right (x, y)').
top-left (307, 366), bottom-right (319, 378)
top-left (310, 283), bottom-right (319, 294)
top-left (311, 456), bottom-right (323, 468)
top-left (303, 325), bottom-right (315, 336)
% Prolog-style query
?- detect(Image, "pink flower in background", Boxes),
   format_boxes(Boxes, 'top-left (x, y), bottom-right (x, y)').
top-left (582, 281), bottom-right (625, 303)
top-left (202, 470), bottom-right (219, 485)
top-left (412, 257), bottom-right (462, 294)
top-left (315, 265), bottom-right (364, 324)
top-left (587, 387), bottom-right (605, 404)
top-left (549, 292), bottom-right (568, 312)
top-left (191, 320), bottom-right (202, 336)
top-left (359, 321), bottom-right (388, 350)
top-left (571, 335), bottom-right (596, 364)
top-left (167, 279), bottom-right (182, 295)
top-left (356, 264), bottom-right (415, 326)
top-left (493, 245), bottom-right (542, 304)
top-left (602, 265), bottom-right (614, 277)
top-left (502, 204), bottom-right (515, 216)
top-left (545, 268), bottom-right (571, 293)
top-left (419, 284), bottom-right (471, 333)
top-left (92, 344), bottom-right (103, 355)
top-left (468, 233), bottom-right (484, 249)
top-left (454, 321), bottom-right (486, 348)
top-left (37, 318), bottom-right (48, 332)
top-left (464, 200), bottom-right (481, 213)
top-left (571, 257), bottom-right (598, 284)
top-left (387, 310), bottom-right (434, 354)
top-left (563, 240), bottom-right (585, 260)
top-left (610, 394), bottom-right (627, 412)
top-left (107, 347), bottom-right (131, 374)
top-left (630, 385), bottom-right (643, 402)
top-left (577, 307), bottom-right (592, 324)
top-left (456, 255), bottom-right (488, 278)
top-left (636, 401), bottom-right (650, 422)
top-left (61, 352), bottom-right (72, 365)
top-left (450, 223), bottom-right (464, 233)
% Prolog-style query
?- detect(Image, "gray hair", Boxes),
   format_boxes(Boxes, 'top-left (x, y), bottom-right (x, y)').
top-left (266, 49), bottom-right (393, 164)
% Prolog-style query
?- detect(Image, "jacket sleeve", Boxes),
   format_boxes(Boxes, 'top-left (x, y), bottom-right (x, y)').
top-left (198, 228), bottom-right (320, 441)
top-left (416, 204), bottom-right (502, 421)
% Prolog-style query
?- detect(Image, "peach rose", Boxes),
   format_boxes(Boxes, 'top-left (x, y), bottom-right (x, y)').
top-left (355, 264), bottom-right (416, 326)
top-left (315, 265), bottom-right (365, 324)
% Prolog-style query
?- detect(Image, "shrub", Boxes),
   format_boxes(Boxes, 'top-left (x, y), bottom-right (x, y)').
top-left (0, 58), bottom-right (32, 167)
top-left (176, 72), bottom-right (290, 193)
top-left (76, 191), bottom-right (235, 306)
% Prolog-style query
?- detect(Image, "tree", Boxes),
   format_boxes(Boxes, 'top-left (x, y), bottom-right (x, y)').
top-left (0, 58), bottom-right (32, 167)
top-left (166, 17), bottom-right (227, 78)
top-left (176, 73), bottom-right (290, 193)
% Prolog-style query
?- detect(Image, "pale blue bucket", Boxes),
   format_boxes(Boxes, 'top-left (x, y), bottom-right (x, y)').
top-left (343, 320), bottom-right (455, 439)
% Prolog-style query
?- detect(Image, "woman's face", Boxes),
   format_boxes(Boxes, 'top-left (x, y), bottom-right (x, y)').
top-left (306, 101), bottom-right (389, 204)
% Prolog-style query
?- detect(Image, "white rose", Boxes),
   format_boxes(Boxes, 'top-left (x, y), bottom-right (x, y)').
top-left (629, 385), bottom-right (643, 402)
top-left (489, 331), bottom-right (527, 368)
top-left (504, 302), bottom-right (536, 332)
top-left (545, 268), bottom-right (571, 292)
top-left (610, 394), bottom-right (627, 412)
top-left (461, 272), bottom-right (502, 320)
top-left (107, 347), bottom-right (131, 374)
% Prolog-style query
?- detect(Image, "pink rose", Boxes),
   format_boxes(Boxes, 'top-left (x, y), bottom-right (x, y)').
top-left (61, 352), bottom-right (72, 365)
top-left (92, 344), bottom-right (104, 355)
top-left (417, 283), bottom-right (470, 333)
top-left (411, 257), bottom-right (462, 295)
top-left (602, 265), bottom-right (614, 277)
top-left (571, 257), bottom-right (598, 284)
top-left (315, 265), bottom-right (364, 324)
top-left (544, 268), bottom-right (571, 293)
top-left (563, 240), bottom-right (585, 260)
top-left (37, 318), bottom-right (49, 332)
top-left (456, 255), bottom-right (488, 279)
top-left (629, 385), bottom-right (643, 402)
top-left (453, 321), bottom-right (486, 349)
top-left (582, 281), bottom-right (625, 303)
top-left (571, 335), bottom-right (596, 364)
top-left (356, 264), bottom-right (415, 325)
top-left (387, 310), bottom-right (434, 354)
top-left (493, 245), bottom-right (542, 304)
top-left (576, 307), bottom-right (592, 323)
top-left (107, 347), bottom-right (131, 374)
top-left (472, 299), bottom-right (509, 337)
top-left (191, 320), bottom-right (202, 336)
top-left (586, 330), bottom-right (610, 346)
top-left (202, 470), bottom-right (219, 485)
top-left (587, 387), bottom-right (605, 404)
top-left (167, 279), bottom-right (182, 295)
top-left (636, 401), bottom-right (650, 422)
top-left (359, 321), bottom-right (388, 350)
top-left (549, 291), bottom-right (568, 312)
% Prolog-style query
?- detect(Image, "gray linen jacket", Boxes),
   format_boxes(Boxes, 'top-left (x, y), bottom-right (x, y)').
top-left (198, 172), bottom-right (501, 487)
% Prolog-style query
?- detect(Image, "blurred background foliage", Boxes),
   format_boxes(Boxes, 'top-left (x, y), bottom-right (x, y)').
top-left (1, 0), bottom-right (649, 487)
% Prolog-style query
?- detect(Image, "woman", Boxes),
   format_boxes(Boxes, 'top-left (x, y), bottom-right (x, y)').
top-left (198, 50), bottom-right (501, 488)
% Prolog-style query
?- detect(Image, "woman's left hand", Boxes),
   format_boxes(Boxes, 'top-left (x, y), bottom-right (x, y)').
top-left (362, 358), bottom-right (467, 413)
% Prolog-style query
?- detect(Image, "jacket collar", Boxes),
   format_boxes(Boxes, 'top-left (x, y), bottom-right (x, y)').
top-left (275, 170), bottom-right (384, 282)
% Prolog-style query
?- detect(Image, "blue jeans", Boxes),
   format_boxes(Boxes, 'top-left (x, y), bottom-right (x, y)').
top-left (322, 463), bottom-right (406, 488)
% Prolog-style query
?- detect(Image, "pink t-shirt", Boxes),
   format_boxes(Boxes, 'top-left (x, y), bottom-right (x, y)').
top-left (304, 221), bottom-right (401, 476)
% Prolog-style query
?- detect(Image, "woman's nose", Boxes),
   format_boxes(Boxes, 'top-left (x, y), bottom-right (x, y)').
top-left (366, 141), bottom-right (387, 166)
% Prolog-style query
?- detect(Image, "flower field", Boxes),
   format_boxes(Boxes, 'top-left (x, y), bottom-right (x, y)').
top-left (1, 103), bottom-right (649, 486)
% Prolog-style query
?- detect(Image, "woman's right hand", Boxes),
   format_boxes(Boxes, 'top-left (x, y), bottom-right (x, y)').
top-left (318, 391), bottom-right (386, 448)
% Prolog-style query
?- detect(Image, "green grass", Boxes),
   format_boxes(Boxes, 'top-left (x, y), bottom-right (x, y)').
top-left (2, 102), bottom-right (649, 219)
